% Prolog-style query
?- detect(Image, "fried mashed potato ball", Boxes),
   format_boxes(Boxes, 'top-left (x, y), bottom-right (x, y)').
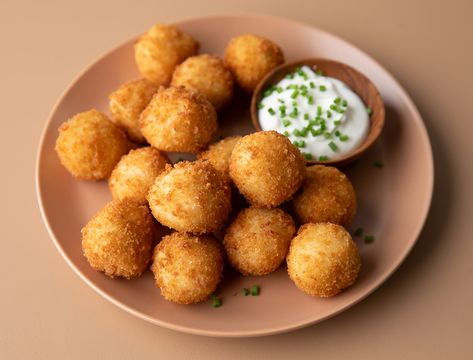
top-left (108, 147), bottom-right (170, 202)
top-left (196, 136), bottom-right (241, 179)
top-left (139, 86), bottom-right (217, 153)
top-left (171, 54), bottom-right (234, 110)
top-left (223, 207), bottom-right (296, 276)
top-left (134, 24), bottom-right (199, 86)
top-left (224, 34), bottom-right (284, 93)
top-left (292, 165), bottom-right (356, 227)
top-left (147, 161), bottom-right (232, 234)
top-left (229, 131), bottom-right (306, 208)
top-left (55, 109), bottom-right (130, 180)
top-left (108, 78), bottom-right (158, 143)
top-left (287, 223), bottom-right (361, 297)
top-left (151, 232), bottom-right (224, 304)
top-left (81, 198), bottom-right (155, 279)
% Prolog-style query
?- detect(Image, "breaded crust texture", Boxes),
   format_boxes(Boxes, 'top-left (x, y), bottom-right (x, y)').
top-left (171, 54), bottom-right (234, 109)
top-left (134, 24), bottom-right (199, 86)
top-left (108, 147), bottom-right (170, 202)
top-left (224, 207), bottom-right (296, 276)
top-left (224, 34), bottom-right (284, 93)
top-left (108, 78), bottom-right (158, 143)
top-left (151, 232), bottom-right (224, 304)
top-left (55, 109), bottom-right (129, 180)
top-left (292, 165), bottom-right (356, 227)
top-left (196, 136), bottom-right (242, 180)
top-left (139, 86), bottom-right (217, 153)
top-left (147, 161), bottom-right (232, 234)
top-left (229, 131), bottom-right (306, 208)
top-left (81, 198), bottom-right (155, 279)
top-left (287, 223), bottom-right (361, 297)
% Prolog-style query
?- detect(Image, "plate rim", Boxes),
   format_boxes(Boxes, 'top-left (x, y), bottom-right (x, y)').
top-left (35, 13), bottom-right (434, 338)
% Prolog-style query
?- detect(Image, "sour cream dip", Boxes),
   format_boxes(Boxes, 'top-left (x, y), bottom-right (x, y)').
top-left (258, 65), bottom-right (370, 161)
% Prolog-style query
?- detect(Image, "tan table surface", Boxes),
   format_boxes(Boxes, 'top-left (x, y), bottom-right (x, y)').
top-left (1, 0), bottom-right (472, 358)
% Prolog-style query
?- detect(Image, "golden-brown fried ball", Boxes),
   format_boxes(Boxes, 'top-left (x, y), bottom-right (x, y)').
top-left (55, 109), bottom-right (130, 180)
top-left (147, 161), bottom-right (231, 234)
top-left (108, 147), bottom-right (170, 202)
top-left (229, 131), bottom-right (306, 208)
top-left (151, 232), bottom-right (224, 304)
top-left (171, 54), bottom-right (234, 110)
top-left (223, 207), bottom-right (296, 276)
top-left (134, 24), bottom-right (199, 86)
top-left (108, 78), bottom-right (158, 143)
top-left (224, 34), bottom-right (284, 93)
top-left (139, 86), bottom-right (217, 153)
top-left (81, 198), bottom-right (155, 279)
top-left (287, 223), bottom-right (361, 297)
top-left (196, 136), bottom-right (241, 180)
top-left (292, 165), bottom-right (356, 227)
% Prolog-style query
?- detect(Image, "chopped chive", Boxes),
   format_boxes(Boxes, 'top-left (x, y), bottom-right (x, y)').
top-left (334, 97), bottom-right (341, 105)
top-left (335, 130), bottom-right (341, 136)
top-left (251, 285), bottom-right (260, 296)
top-left (317, 106), bottom-right (322, 116)
top-left (294, 140), bottom-right (306, 148)
top-left (293, 128), bottom-right (307, 138)
top-left (330, 104), bottom-right (337, 111)
top-left (268, 108), bottom-right (275, 115)
top-left (303, 153), bottom-right (313, 160)
top-left (257, 102), bottom-right (264, 110)
top-left (319, 155), bottom-right (329, 161)
top-left (279, 105), bottom-right (287, 116)
top-left (364, 235), bottom-right (375, 244)
top-left (366, 107), bottom-right (373, 116)
top-left (287, 84), bottom-right (298, 90)
top-left (328, 141), bottom-right (338, 152)
top-left (342, 99), bottom-right (348, 107)
top-left (291, 90), bottom-right (299, 99)
top-left (319, 85), bottom-right (327, 91)
top-left (339, 134), bottom-right (350, 142)
top-left (304, 113), bottom-right (310, 120)
top-left (315, 68), bottom-right (324, 76)
top-left (310, 128), bottom-right (323, 136)
top-left (320, 121), bottom-right (327, 131)
top-left (324, 132), bottom-right (332, 139)
top-left (283, 131), bottom-right (290, 137)
top-left (326, 110), bottom-right (332, 118)
top-left (292, 100), bottom-right (298, 107)
top-left (373, 160), bottom-right (384, 168)
top-left (263, 85), bottom-right (275, 97)
top-left (354, 227), bottom-right (363, 236)
top-left (211, 294), bottom-right (222, 308)
top-left (276, 86), bottom-right (283, 93)
top-left (334, 120), bottom-right (342, 126)
top-left (308, 95), bottom-right (314, 105)
top-left (242, 288), bottom-right (250, 296)
top-left (300, 84), bottom-right (308, 91)
top-left (309, 81), bottom-right (315, 88)
top-left (277, 98), bottom-right (284, 103)
top-left (282, 119), bottom-right (291, 127)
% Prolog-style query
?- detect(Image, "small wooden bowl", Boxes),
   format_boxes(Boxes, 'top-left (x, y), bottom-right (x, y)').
top-left (250, 58), bottom-right (385, 166)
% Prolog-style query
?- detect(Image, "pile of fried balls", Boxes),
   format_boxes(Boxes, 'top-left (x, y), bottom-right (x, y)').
top-left (55, 24), bottom-right (361, 305)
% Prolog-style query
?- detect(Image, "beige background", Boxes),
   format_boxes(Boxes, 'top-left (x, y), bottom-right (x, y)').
top-left (1, 0), bottom-right (472, 358)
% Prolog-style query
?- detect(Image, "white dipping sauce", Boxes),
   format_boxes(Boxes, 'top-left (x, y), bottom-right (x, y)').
top-left (258, 66), bottom-right (369, 161)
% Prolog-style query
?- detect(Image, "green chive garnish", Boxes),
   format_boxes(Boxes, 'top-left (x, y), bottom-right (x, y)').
top-left (364, 235), bottom-right (375, 244)
top-left (283, 131), bottom-right (290, 137)
top-left (257, 102), bottom-right (264, 110)
top-left (268, 108), bottom-right (275, 115)
top-left (328, 141), bottom-right (338, 152)
top-left (242, 288), bottom-right (250, 296)
top-left (276, 86), bottom-right (283, 93)
top-left (319, 85), bottom-right (327, 91)
top-left (373, 160), bottom-right (384, 168)
top-left (211, 294), bottom-right (222, 308)
top-left (339, 134), bottom-right (349, 142)
top-left (309, 82), bottom-right (315, 89)
top-left (294, 140), bottom-right (306, 148)
top-left (319, 155), bottom-right (329, 161)
top-left (366, 107), bottom-right (373, 116)
top-left (303, 153), bottom-right (313, 160)
top-left (334, 120), bottom-right (342, 126)
top-left (291, 90), bottom-right (299, 99)
top-left (311, 128), bottom-right (323, 136)
top-left (308, 95), bottom-right (314, 105)
top-left (324, 132), bottom-right (332, 139)
top-left (277, 98), bottom-right (284, 103)
top-left (282, 119), bottom-right (291, 127)
top-left (327, 110), bottom-right (332, 118)
top-left (342, 99), bottom-right (348, 107)
top-left (279, 105), bottom-right (286, 115)
top-left (304, 113), bottom-right (310, 120)
top-left (251, 285), bottom-right (260, 296)
top-left (334, 97), bottom-right (341, 104)
top-left (354, 228), bottom-right (363, 236)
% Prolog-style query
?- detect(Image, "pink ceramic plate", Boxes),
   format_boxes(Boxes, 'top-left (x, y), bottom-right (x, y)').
top-left (36, 14), bottom-right (433, 337)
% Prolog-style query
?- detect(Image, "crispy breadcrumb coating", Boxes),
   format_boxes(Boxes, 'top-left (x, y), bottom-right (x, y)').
top-left (147, 161), bottom-right (232, 234)
top-left (171, 54), bottom-right (234, 110)
top-left (151, 232), bottom-right (224, 304)
top-left (292, 165), bottom-right (356, 227)
top-left (55, 109), bottom-right (130, 180)
top-left (224, 207), bottom-right (296, 276)
top-left (287, 223), bottom-right (361, 297)
top-left (81, 198), bottom-right (155, 279)
top-left (134, 24), bottom-right (199, 86)
top-left (108, 78), bottom-right (158, 143)
top-left (108, 147), bottom-right (170, 202)
top-left (139, 86), bottom-right (217, 153)
top-left (224, 34), bottom-right (284, 93)
top-left (196, 136), bottom-right (241, 180)
top-left (229, 131), bottom-right (306, 208)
